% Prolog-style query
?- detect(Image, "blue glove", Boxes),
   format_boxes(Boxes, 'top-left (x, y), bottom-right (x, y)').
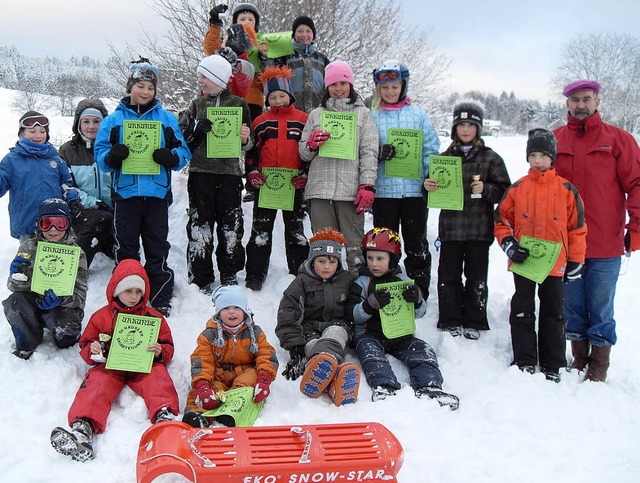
top-left (10, 256), bottom-right (30, 275)
top-left (37, 289), bottom-right (62, 310)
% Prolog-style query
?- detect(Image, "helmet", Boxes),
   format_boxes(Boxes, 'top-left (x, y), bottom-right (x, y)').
top-left (373, 60), bottom-right (410, 99)
top-left (361, 227), bottom-right (402, 270)
top-left (232, 3), bottom-right (261, 32)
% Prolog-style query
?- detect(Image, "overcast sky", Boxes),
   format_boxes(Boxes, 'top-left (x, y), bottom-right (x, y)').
top-left (2, 0), bottom-right (639, 102)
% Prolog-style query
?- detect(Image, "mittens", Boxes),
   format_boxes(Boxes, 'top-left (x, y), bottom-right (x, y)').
top-left (152, 148), bottom-right (179, 168)
top-left (253, 373), bottom-right (273, 403)
top-left (190, 380), bottom-right (220, 410)
top-left (105, 144), bottom-right (129, 168)
top-left (402, 284), bottom-right (423, 304)
top-left (379, 144), bottom-right (396, 162)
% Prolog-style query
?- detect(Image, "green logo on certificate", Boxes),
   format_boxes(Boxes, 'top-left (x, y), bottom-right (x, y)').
top-left (385, 128), bottom-right (423, 180)
top-left (202, 386), bottom-right (264, 427)
top-left (510, 236), bottom-right (562, 284)
top-left (122, 120), bottom-right (162, 175)
top-left (427, 155), bottom-right (464, 211)
top-left (105, 314), bottom-right (161, 373)
top-left (258, 167), bottom-right (297, 211)
top-left (206, 107), bottom-right (242, 158)
top-left (319, 111), bottom-right (358, 160)
top-left (377, 280), bottom-right (416, 339)
top-left (30, 241), bottom-right (81, 296)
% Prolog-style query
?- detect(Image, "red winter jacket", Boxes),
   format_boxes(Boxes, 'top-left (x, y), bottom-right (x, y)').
top-left (554, 112), bottom-right (640, 258)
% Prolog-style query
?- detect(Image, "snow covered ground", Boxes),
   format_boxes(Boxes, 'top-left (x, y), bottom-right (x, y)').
top-left (0, 88), bottom-right (638, 482)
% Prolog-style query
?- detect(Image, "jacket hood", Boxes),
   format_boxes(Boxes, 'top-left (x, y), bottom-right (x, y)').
top-left (106, 259), bottom-right (150, 309)
top-left (71, 98), bottom-right (109, 138)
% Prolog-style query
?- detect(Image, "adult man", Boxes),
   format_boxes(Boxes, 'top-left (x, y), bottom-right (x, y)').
top-left (554, 80), bottom-right (640, 382)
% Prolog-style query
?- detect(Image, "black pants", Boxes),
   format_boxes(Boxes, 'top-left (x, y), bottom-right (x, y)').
top-left (372, 197), bottom-right (431, 299)
top-left (187, 173), bottom-right (245, 288)
top-left (113, 197), bottom-right (174, 308)
top-left (437, 240), bottom-right (491, 330)
top-left (245, 190), bottom-right (309, 283)
top-left (72, 207), bottom-right (115, 267)
top-left (510, 274), bottom-right (566, 370)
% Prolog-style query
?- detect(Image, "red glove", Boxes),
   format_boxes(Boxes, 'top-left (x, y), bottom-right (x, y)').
top-left (306, 130), bottom-right (330, 150)
top-left (354, 184), bottom-right (375, 214)
top-left (190, 380), bottom-right (220, 410)
top-left (248, 170), bottom-right (267, 189)
top-left (625, 230), bottom-right (640, 253)
top-left (253, 373), bottom-right (272, 403)
top-left (291, 172), bottom-right (308, 190)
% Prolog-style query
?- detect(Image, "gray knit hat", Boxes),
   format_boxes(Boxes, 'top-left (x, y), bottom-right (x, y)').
top-left (307, 228), bottom-right (347, 265)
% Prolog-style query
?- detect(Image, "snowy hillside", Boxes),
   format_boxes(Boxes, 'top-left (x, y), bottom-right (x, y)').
top-left (0, 88), bottom-right (638, 482)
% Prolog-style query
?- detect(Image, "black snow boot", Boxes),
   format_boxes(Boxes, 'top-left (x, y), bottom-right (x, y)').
top-left (51, 418), bottom-right (94, 462)
top-left (414, 387), bottom-right (460, 411)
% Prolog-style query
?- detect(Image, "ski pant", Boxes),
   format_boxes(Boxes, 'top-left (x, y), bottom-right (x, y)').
top-left (308, 198), bottom-right (363, 275)
top-left (113, 197), bottom-right (173, 308)
top-left (245, 190), bottom-right (309, 283)
top-left (3, 292), bottom-right (83, 352)
top-left (372, 197), bottom-right (432, 299)
top-left (71, 207), bottom-right (115, 267)
top-left (187, 173), bottom-right (245, 288)
top-left (355, 334), bottom-right (443, 390)
top-left (509, 274), bottom-right (566, 370)
top-left (305, 325), bottom-right (350, 364)
top-left (437, 240), bottom-right (491, 330)
top-left (68, 364), bottom-right (179, 433)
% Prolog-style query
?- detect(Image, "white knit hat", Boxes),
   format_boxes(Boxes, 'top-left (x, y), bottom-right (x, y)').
top-left (197, 55), bottom-right (232, 88)
top-left (114, 275), bottom-right (146, 297)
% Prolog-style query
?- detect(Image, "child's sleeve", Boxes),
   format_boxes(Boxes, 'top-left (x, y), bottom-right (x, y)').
top-left (62, 247), bottom-right (88, 309)
top-left (484, 152), bottom-right (512, 205)
top-left (57, 157), bottom-right (80, 204)
top-left (94, 115), bottom-right (117, 173)
top-left (156, 317), bottom-right (175, 364)
top-left (357, 109), bottom-right (379, 187)
top-left (420, 111), bottom-right (441, 177)
top-left (203, 24), bottom-right (223, 56)
top-left (161, 111), bottom-right (191, 170)
top-left (565, 183), bottom-right (587, 263)
top-left (346, 278), bottom-right (371, 340)
top-left (298, 109), bottom-right (320, 162)
top-left (78, 313), bottom-right (102, 365)
top-left (275, 279), bottom-right (307, 350)
top-left (253, 326), bottom-right (279, 380)
top-left (494, 184), bottom-right (517, 245)
top-left (6, 238), bottom-right (35, 293)
top-left (241, 101), bottom-right (254, 151)
top-left (190, 330), bottom-right (217, 385)
top-left (0, 155), bottom-right (11, 197)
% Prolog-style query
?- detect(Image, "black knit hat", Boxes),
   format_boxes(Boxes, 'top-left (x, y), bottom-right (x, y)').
top-left (526, 128), bottom-right (557, 163)
top-left (38, 198), bottom-right (70, 220)
top-left (451, 102), bottom-right (484, 140)
top-left (292, 16), bottom-right (316, 40)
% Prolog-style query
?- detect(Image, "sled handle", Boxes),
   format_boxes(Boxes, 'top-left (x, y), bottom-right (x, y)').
top-left (291, 426), bottom-right (312, 464)
top-left (190, 429), bottom-right (215, 467)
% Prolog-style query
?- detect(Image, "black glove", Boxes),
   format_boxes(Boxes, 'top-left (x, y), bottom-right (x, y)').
top-left (68, 200), bottom-right (84, 222)
top-left (217, 46), bottom-right (240, 74)
top-left (152, 148), bottom-right (179, 168)
top-left (96, 200), bottom-right (113, 214)
top-left (105, 144), bottom-right (129, 168)
top-left (363, 289), bottom-right (391, 314)
top-left (501, 236), bottom-right (529, 264)
top-left (209, 4), bottom-right (228, 26)
top-left (193, 118), bottom-right (213, 136)
top-left (564, 261), bottom-right (583, 283)
top-left (379, 144), bottom-right (396, 163)
top-left (402, 284), bottom-right (423, 304)
top-left (281, 346), bottom-right (306, 381)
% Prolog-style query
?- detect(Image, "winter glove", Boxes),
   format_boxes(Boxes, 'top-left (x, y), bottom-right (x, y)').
top-left (105, 143), bottom-right (129, 168)
top-left (184, 118), bottom-right (213, 149)
top-left (402, 284), bottom-right (423, 305)
top-left (501, 236), bottom-right (529, 264)
top-left (625, 230), bottom-right (640, 253)
top-left (190, 380), bottom-right (220, 410)
top-left (152, 148), bottom-right (180, 168)
top-left (306, 130), bottom-right (330, 150)
top-left (291, 171), bottom-right (308, 190)
top-left (96, 199), bottom-right (113, 214)
top-left (68, 200), bottom-right (85, 222)
top-left (248, 170), bottom-right (267, 189)
top-left (282, 345), bottom-right (306, 380)
top-left (37, 289), bottom-right (62, 311)
top-left (354, 184), bottom-right (375, 214)
top-left (209, 4), bottom-right (228, 25)
top-left (363, 289), bottom-right (391, 314)
top-left (10, 255), bottom-right (31, 275)
top-left (253, 373), bottom-right (273, 403)
top-left (563, 262), bottom-right (583, 283)
top-left (217, 46), bottom-right (240, 74)
top-left (379, 144), bottom-right (396, 163)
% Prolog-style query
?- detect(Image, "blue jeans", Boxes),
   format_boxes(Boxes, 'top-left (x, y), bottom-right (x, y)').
top-left (564, 257), bottom-right (620, 347)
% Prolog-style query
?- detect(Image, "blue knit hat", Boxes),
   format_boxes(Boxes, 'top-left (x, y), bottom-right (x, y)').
top-left (126, 57), bottom-right (158, 93)
top-left (261, 66), bottom-right (295, 106)
top-left (212, 285), bottom-right (258, 353)
top-left (37, 198), bottom-right (70, 220)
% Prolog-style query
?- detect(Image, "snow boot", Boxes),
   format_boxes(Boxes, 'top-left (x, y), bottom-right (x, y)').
top-left (300, 352), bottom-right (338, 398)
top-left (51, 418), bottom-right (94, 462)
top-left (541, 367), bottom-right (561, 383)
top-left (414, 387), bottom-right (460, 411)
top-left (518, 364), bottom-right (536, 375)
top-left (586, 345), bottom-right (611, 382)
top-left (462, 327), bottom-right (480, 340)
top-left (327, 362), bottom-right (361, 406)
top-left (182, 411), bottom-right (209, 428)
top-left (371, 385), bottom-right (398, 402)
top-left (567, 340), bottom-right (590, 373)
top-left (154, 406), bottom-right (177, 423)
top-left (443, 326), bottom-right (462, 337)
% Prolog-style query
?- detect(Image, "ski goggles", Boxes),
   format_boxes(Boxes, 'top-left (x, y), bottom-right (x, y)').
top-left (37, 216), bottom-right (69, 232)
top-left (20, 115), bottom-right (50, 129)
top-left (374, 70), bottom-right (401, 83)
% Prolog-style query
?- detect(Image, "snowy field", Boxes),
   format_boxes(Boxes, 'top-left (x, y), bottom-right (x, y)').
top-left (0, 88), bottom-right (638, 482)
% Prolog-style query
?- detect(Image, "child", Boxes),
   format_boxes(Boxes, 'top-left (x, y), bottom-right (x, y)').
top-left (3, 198), bottom-right (87, 359)
top-left (183, 285), bottom-right (278, 428)
top-left (94, 58), bottom-right (191, 316)
top-left (424, 102), bottom-right (511, 339)
top-left (0, 111), bottom-right (80, 240)
top-left (299, 60), bottom-right (379, 275)
top-left (277, 228), bottom-right (360, 406)
top-left (244, 66), bottom-right (310, 290)
top-left (370, 60), bottom-right (440, 300)
top-left (494, 129), bottom-right (587, 382)
top-left (50, 259), bottom-right (180, 461)
top-left (348, 227), bottom-right (459, 409)
top-left (179, 54), bottom-right (253, 293)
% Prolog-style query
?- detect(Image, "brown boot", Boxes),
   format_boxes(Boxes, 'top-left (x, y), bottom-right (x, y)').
top-left (586, 345), bottom-right (611, 382)
top-left (568, 340), bottom-right (590, 372)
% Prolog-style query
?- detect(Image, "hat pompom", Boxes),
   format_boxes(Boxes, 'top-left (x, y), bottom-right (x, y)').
top-left (309, 228), bottom-right (348, 246)
top-left (261, 66), bottom-right (296, 106)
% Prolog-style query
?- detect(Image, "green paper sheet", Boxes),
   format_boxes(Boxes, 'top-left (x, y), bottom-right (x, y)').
top-left (385, 128), bottom-right (423, 180)
top-left (427, 155), bottom-right (464, 211)
top-left (510, 236), bottom-right (562, 284)
top-left (30, 241), bottom-right (81, 296)
top-left (263, 31), bottom-right (295, 58)
top-left (319, 111), bottom-right (358, 160)
top-left (258, 167), bottom-right (297, 211)
top-left (202, 386), bottom-right (264, 427)
top-left (105, 314), bottom-right (161, 373)
top-left (122, 120), bottom-right (161, 175)
top-left (377, 279), bottom-right (416, 339)
top-left (206, 107), bottom-right (243, 158)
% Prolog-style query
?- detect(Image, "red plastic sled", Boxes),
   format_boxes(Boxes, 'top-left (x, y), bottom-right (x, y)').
top-left (136, 421), bottom-right (404, 483)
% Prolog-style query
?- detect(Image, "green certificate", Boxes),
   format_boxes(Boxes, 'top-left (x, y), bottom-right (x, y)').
top-left (263, 31), bottom-right (295, 58)
top-left (105, 314), bottom-right (161, 373)
top-left (510, 236), bottom-right (562, 284)
top-left (30, 241), bottom-right (81, 296)
top-left (427, 155), bottom-right (464, 211)
top-left (206, 107), bottom-right (243, 158)
top-left (202, 386), bottom-right (264, 427)
top-left (385, 128), bottom-right (423, 180)
top-left (319, 111), bottom-right (358, 160)
top-left (122, 120), bottom-right (161, 175)
top-left (377, 280), bottom-right (416, 339)
top-left (258, 167), bottom-right (297, 211)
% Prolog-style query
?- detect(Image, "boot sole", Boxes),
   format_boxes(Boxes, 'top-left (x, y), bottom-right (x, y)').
top-left (329, 362), bottom-right (361, 406)
top-left (51, 427), bottom-right (94, 462)
top-left (300, 353), bottom-right (338, 398)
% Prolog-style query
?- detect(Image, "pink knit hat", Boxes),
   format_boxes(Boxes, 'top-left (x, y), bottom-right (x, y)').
top-left (324, 61), bottom-right (354, 87)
